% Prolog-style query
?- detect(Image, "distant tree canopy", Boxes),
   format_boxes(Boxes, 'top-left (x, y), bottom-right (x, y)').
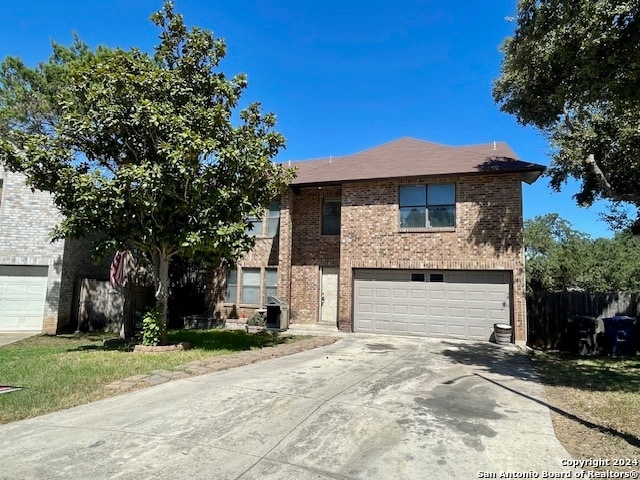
top-left (524, 214), bottom-right (640, 291)
top-left (494, 1), bottom-right (640, 231)
top-left (0, 1), bottom-right (294, 332)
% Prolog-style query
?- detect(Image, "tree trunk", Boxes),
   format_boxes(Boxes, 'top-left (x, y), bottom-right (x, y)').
top-left (152, 247), bottom-right (172, 344)
top-left (119, 284), bottom-right (135, 340)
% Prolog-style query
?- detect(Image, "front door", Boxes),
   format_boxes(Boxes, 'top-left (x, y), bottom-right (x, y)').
top-left (320, 267), bottom-right (339, 325)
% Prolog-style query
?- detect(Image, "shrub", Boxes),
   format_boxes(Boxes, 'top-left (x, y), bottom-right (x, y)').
top-left (141, 309), bottom-right (167, 346)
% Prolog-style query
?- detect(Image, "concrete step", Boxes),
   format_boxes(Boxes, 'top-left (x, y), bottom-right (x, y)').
top-left (285, 323), bottom-right (346, 337)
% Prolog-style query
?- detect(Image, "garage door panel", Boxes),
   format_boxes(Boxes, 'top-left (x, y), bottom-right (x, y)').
top-left (490, 309), bottom-right (508, 320)
top-left (448, 325), bottom-right (466, 337)
top-left (392, 321), bottom-right (408, 333)
top-left (375, 304), bottom-right (390, 314)
top-left (357, 302), bottom-right (372, 313)
top-left (393, 305), bottom-right (408, 315)
top-left (359, 287), bottom-right (373, 298)
top-left (374, 319), bottom-right (391, 330)
top-left (358, 318), bottom-right (373, 330)
top-left (447, 290), bottom-right (465, 301)
top-left (354, 269), bottom-right (511, 340)
top-left (429, 290), bottom-right (445, 300)
top-left (376, 288), bottom-right (390, 298)
top-left (410, 289), bottom-right (426, 299)
top-left (468, 326), bottom-right (488, 339)
top-left (392, 289), bottom-right (408, 299)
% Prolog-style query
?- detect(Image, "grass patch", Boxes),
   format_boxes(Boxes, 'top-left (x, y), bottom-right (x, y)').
top-left (0, 330), bottom-right (306, 425)
top-left (532, 352), bottom-right (640, 464)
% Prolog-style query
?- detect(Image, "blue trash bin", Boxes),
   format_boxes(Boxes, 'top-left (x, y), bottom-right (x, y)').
top-left (602, 316), bottom-right (637, 356)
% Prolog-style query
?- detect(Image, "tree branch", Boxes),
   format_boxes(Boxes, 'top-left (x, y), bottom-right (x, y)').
top-left (585, 153), bottom-right (640, 203)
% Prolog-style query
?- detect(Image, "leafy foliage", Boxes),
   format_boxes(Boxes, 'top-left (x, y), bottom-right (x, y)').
top-left (494, 1), bottom-right (640, 229)
top-left (0, 2), bottom-right (294, 327)
top-left (247, 312), bottom-right (266, 327)
top-left (525, 214), bottom-right (640, 291)
top-left (140, 309), bottom-right (167, 346)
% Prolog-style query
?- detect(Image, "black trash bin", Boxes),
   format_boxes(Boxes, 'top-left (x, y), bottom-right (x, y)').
top-left (566, 315), bottom-right (597, 355)
top-left (603, 316), bottom-right (637, 356)
top-left (265, 296), bottom-right (289, 329)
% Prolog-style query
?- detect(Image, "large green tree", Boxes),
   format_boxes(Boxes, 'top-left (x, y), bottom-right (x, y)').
top-left (524, 214), bottom-right (592, 291)
top-left (494, 0), bottom-right (640, 229)
top-left (524, 214), bottom-right (640, 291)
top-left (0, 2), bottom-right (293, 332)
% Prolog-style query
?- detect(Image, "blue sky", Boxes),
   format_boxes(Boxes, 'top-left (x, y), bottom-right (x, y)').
top-left (0, 0), bottom-right (621, 238)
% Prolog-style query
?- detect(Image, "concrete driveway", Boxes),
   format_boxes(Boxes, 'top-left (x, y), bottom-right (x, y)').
top-left (0, 335), bottom-right (573, 479)
top-left (0, 331), bottom-right (39, 347)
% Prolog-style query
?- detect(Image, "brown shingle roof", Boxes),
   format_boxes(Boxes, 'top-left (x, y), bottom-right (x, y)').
top-left (287, 137), bottom-right (545, 186)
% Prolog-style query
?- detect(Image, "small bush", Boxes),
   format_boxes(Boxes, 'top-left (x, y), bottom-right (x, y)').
top-left (141, 310), bottom-right (167, 346)
top-left (247, 312), bottom-right (266, 326)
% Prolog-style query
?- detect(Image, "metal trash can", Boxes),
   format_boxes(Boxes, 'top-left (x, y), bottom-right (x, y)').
top-left (265, 296), bottom-right (289, 330)
top-left (603, 316), bottom-right (637, 356)
top-left (566, 315), bottom-right (597, 355)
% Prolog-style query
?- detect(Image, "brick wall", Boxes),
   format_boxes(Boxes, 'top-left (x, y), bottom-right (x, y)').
top-left (338, 174), bottom-right (527, 340)
top-left (0, 169), bottom-right (66, 333)
top-left (0, 170), bottom-right (108, 333)
top-left (287, 187), bottom-right (341, 324)
top-left (210, 173), bottom-right (528, 340)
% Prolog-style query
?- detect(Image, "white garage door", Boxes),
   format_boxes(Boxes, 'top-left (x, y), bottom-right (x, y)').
top-left (0, 266), bottom-right (48, 331)
top-left (354, 269), bottom-right (511, 340)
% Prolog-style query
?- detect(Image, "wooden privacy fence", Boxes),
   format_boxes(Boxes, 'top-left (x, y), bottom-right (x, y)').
top-left (76, 279), bottom-right (153, 333)
top-left (526, 290), bottom-right (640, 349)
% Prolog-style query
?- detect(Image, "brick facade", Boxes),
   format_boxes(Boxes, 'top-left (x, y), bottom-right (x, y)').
top-left (337, 174), bottom-right (527, 341)
top-left (220, 172), bottom-right (528, 342)
top-left (0, 169), bottom-right (107, 333)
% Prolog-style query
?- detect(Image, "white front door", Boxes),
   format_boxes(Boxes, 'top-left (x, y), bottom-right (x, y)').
top-left (320, 267), bottom-right (339, 325)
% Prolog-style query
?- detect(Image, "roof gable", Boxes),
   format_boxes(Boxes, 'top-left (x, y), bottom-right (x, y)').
top-left (289, 137), bottom-right (545, 186)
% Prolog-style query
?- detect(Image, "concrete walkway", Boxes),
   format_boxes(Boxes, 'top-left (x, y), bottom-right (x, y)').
top-left (0, 336), bottom-right (573, 479)
top-left (0, 331), bottom-right (40, 347)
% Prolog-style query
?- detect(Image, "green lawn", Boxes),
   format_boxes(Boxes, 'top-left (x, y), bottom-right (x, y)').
top-left (532, 352), bottom-right (640, 463)
top-left (0, 330), bottom-right (303, 425)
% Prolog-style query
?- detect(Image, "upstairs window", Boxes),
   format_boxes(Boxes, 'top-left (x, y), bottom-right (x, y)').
top-left (399, 183), bottom-right (455, 229)
top-left (322, 197), bottom-right (341, 235)
top-left (246, 199), bottom-right (280, 237)
top-left (266, 200), bottom-right (280, 237)
top-left (246, 214), bottom-right (263, 238)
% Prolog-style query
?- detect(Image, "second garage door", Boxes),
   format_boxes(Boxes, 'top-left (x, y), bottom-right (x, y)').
top-left (0, 265), bottom-right (48, 331)
top-left (354, 269), bottom-right (511, 340)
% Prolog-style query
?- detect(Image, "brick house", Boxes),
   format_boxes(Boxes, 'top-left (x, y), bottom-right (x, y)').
top-left (221, 137), bottom-right (545, 344)
top-left (0, 168), bottom-right (106, 334)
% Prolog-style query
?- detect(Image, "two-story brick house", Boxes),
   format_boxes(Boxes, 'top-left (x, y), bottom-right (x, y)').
top-left (222, 137), bottom-right (545, 344)
top-left (0, 168), bottom-right (106, 334)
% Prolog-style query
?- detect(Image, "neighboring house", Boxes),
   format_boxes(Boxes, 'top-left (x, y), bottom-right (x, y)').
top-left (0, 168), bottom-right (107, 334)
top-left (220, 137), bottom-right (545, 344)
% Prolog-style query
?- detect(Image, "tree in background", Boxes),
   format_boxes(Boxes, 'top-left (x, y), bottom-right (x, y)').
top-left (525, 214), bottom-right (640, 292)
top-left (494, 1), bottom-right (640, 230)
top-left (0, 1), bottom-right (294, 336)
top-left (524, 214), bottom-right (592, 291)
